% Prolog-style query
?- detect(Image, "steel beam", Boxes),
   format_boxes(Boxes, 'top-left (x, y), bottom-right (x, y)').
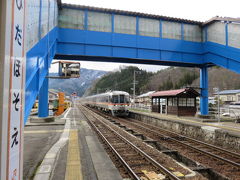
top-left (200, 66), bottom-right (209, 115)
top-left (38, 76), bottom-right (49, 117)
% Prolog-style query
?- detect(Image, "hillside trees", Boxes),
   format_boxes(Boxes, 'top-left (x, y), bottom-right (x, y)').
top-left (88, 66), bottom-right (153, 96)
top-left (85, 66), bottom-right (240, 97)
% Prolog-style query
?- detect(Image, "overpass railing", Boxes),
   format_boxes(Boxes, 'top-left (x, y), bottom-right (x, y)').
top-left (58, 6), bottom-right (240, 50)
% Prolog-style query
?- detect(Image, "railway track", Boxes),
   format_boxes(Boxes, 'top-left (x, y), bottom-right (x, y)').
top-left (80, 106), bottom-right (184, 180)
top-left (88, 107), bottom-right (240, 179)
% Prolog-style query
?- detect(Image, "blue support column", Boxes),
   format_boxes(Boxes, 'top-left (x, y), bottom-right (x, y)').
top-left (200, 66), bottom-right (208, 115)
top-left (38, 77), bottom-right (49, 117)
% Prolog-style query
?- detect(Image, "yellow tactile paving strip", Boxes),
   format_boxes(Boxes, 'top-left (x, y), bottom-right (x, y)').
top-left (24, 129), bottom-right (70, 134)
top-left (65, 130), bottom-right (83, 180)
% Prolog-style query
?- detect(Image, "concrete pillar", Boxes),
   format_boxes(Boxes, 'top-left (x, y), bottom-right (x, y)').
top-left (200, 66), bottom-right (209, 115)
top-left (38, 77), bottom-right (49, 117)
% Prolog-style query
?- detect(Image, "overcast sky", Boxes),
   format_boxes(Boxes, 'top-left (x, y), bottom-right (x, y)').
top-left (52, 0), bottom-right (239, 72)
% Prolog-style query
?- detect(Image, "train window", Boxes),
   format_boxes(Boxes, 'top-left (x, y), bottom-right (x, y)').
top-left (112, 95), bottom-right (119, 103)
top-left (125, 96), bottom-right (130, 103)
top-left (120, 95), bottom-right (124, 103)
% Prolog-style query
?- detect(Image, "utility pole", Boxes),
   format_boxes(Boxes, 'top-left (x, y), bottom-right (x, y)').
top-left (213, 87), bottom-right (220, 123)
top-left (218, 89), bottom-right (220, 122)
top-left (133, 70), bottom-right (141, 104)
top-left (133, 70), bottom-right (136, 101)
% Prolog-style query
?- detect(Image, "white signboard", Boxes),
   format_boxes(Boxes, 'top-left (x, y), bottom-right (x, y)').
top-left (7, 0), bottom-right (26, 180)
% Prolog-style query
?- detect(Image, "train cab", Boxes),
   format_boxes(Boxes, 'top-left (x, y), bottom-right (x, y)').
top-left (111, 94), bottom-right (130, 104)
top-left (109, 91), bottom-right (130, 116)
top-left (82, 91), bottom-right (130, 116)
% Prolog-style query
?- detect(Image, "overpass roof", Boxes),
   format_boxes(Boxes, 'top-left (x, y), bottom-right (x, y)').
top-left (59, 3), bottom-right (240, 26)
top-left (60, 3), bottom-right (202, 25)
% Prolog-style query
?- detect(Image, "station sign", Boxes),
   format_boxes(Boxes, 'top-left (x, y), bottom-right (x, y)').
top-left (4, 0), bottom-right (26, 180)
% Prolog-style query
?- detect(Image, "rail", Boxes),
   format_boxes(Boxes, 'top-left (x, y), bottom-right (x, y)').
top-left (129, 120), bottom-right (240, 168)
top-left (80, 105), bottom-right (181, 180)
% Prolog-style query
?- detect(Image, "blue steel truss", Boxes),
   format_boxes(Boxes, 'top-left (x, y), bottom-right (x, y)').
top-left (25, 27), bottom-right (57, 121)
top-left (25, 2), bottom-right (240, 123)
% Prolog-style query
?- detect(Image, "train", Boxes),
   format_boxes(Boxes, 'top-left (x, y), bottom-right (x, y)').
top-left (82, 91), bottom-right (130, 116)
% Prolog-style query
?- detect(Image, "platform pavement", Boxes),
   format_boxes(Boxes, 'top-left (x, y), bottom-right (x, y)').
top-left (130, 109), bottom-right (240, 134)
top-left (32, 104), bottom-right (122, 180)
top-left (24, 124), bottom-right (64, 179)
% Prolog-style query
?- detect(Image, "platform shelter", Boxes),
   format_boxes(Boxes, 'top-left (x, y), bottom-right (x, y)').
top-left (151, 88), bottom-right (199, 116)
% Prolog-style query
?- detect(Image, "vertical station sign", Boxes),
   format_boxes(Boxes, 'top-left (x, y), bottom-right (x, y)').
top-left (7, 0), bottom-right (26, 179)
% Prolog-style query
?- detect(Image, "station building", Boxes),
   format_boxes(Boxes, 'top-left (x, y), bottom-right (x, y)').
top-left (151, 88), bottom-right (199, 116)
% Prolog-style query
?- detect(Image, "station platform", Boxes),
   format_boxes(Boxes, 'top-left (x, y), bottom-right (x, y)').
top-left (24, 107), bottom-right (240, 180)
top-left (129, 109), bottom-right (240, 133)
top-left (129, 109), bottom-right (240, 152)
top-left (26, 105), bottom-right (122, 180)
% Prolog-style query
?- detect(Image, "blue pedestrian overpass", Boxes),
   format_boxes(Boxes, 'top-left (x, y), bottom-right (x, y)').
top-left (25, 1), bottom-right (240, 122)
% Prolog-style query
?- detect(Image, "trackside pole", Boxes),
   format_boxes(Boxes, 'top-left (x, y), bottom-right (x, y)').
top-left (38, 76), bottom-right (49, 117)
top-left (200, 66), bottom-right (209, 115)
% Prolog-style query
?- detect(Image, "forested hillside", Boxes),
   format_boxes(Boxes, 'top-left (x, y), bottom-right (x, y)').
top-left (85, 66), bottom-right (240, 97)
top-left (143, 67), bottom-right (199, 91)
top-left (84, 66), bottom-right (153, 96)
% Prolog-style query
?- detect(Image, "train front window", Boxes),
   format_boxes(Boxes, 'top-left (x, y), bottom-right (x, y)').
top-left (125, 96), bottom-right (130, 103)
top-left (120, 95), bottom-right (125, 103)
top-left (112, 95), bottom-right (119, 103)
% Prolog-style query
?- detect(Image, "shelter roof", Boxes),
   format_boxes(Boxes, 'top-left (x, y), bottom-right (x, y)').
top-left (151, 88), bottom-right (199, 97)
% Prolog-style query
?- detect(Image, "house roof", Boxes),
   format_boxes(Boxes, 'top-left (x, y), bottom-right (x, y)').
top-left (49, 89), bottom-right (59, 96)
top-left (216, 89), bottom-right (240, 95)
top-left (202, 16), bottom-right (240, 26)
top-left (137, 91), bottom-right (155, 98)
top-left (151, 88), bottom-right (199, 97)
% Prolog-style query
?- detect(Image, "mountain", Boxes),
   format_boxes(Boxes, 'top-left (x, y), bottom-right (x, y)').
top-left (84, 66), bottom-right (154, 96)
top-left (143, 67), bottom-right (199, 92)
top-left (49, 68), bottom-right (107, 96)
top-left (192, 67), bottom-right (240, 95)
top-left (85, 66), bottom-right (240, 97)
